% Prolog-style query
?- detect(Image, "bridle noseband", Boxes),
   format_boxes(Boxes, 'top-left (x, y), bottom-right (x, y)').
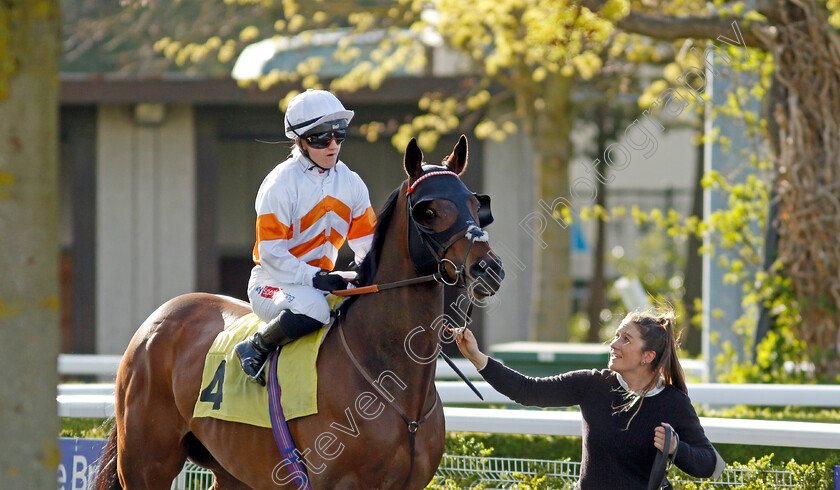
top-left (406, 167), bottom-right (494, 285)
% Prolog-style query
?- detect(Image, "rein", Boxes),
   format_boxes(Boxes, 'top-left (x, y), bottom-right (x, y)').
top-left (330, 274), bottom-right (440, 297)
top-left (337, 320), bottom-right (439, 489)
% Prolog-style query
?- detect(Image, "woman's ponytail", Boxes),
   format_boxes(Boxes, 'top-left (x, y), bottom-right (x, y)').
top-left (660, 315), bottom-right (687, 394)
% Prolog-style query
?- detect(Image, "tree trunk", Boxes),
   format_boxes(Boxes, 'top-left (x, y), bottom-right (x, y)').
top-left (586, 103), bottom-right (610, 343)
top-left (529, 75), bottom-right (574, 341)
top-left (752, 73), bottom-right (786, 360)
top-left (757, 1), bottom-right (840, 373)
top-left (681, 135), bottom-right (704, 356)
top-left (0, 1), bottom-right (62, 486)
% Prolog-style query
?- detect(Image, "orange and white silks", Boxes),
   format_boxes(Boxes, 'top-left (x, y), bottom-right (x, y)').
top-left (251, 150), bottom-right (375, 287)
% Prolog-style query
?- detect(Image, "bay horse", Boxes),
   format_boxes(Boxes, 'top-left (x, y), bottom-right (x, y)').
top-left (93, 135), bottom-right (505, 489)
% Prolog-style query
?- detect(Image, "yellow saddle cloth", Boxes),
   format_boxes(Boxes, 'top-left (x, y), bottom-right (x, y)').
top-left (192, 312), bottom-right (328, 427)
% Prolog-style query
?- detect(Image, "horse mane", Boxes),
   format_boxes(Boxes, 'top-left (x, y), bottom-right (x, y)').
top-left (338, 186), bottom-right (401, 316)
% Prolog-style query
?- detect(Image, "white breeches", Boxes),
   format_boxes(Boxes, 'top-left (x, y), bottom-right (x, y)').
top-left (247, 266), bottom-right (331, 325)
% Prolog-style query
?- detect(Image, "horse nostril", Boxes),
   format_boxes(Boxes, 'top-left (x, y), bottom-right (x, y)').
top-left (469, 259), bottom-right (505, 286)
top-left (494, 261), bottom-right (505, 281)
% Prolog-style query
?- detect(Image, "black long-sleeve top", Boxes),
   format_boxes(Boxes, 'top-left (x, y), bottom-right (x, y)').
top-left (479, 357), bottom-right (718, 489)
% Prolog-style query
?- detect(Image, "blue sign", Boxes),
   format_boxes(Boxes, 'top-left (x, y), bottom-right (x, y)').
top-left (58, 438), bottom-right (106, 490)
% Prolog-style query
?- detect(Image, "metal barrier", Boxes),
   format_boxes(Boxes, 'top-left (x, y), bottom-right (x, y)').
top-left (434, 455), bottom-right (801, 489)
top-left (172, 462), bottom-right (215, 490)
top-left (171, 455), bottom-right (802, 489)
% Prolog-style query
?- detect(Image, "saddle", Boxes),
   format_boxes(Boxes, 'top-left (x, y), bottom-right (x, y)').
top-left (192, 313), bottom-right (330, 427)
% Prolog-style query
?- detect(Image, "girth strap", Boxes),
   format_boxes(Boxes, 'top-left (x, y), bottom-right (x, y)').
top-left (337, 320), bottom-right (439, 489)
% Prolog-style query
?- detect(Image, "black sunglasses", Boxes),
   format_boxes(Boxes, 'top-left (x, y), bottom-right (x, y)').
top-left (304, 129), bottom-right (347, 149)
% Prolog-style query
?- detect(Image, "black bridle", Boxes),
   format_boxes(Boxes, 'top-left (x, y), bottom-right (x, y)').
top-left (333, 167), bottom-right (493, 488)
top-left (405, 167), bottom-right (494, 285)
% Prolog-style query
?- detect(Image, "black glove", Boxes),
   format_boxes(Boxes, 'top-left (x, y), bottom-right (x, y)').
top-left (312, 269), bottom-right (349, 292)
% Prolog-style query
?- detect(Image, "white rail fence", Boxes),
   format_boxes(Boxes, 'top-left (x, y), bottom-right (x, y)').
top-left (59, 354), bottom-right (482, 379)
top-left (59, 356), bottom-right (840, 489)
top-left (58, 393), bottom-right (840, 449)
top-left (443, 407), bottom-right (840, 449)
top-left (58, 354), bottom-right (840, 450)
top-left (58, 354), bottom-right (124, 377)
top-left (59, 354), bottom-right (838, 406)
top-left (58, 380), bottom-right (840, 409)
top-left (58, 354), bottom-right (707, 380)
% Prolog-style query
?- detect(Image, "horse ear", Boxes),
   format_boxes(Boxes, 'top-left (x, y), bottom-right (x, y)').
top-left (445, 134), bottom-right (469, 175)
top-left (404, 137), bottom-right (424, 180)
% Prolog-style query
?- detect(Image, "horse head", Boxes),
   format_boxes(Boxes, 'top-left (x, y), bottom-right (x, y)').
top-left (403, 135), bottom-right (505, 299)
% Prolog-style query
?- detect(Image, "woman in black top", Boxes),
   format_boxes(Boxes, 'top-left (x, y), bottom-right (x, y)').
top-left (454, 308), bottom-right (724, 489)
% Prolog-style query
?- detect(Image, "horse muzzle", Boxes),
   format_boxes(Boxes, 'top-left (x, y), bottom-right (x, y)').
top-left (466, 257), bottom-right (505, 299)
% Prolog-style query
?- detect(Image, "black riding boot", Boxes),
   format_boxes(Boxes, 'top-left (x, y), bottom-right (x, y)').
top-left (234, 310), bottom-right (323, 386)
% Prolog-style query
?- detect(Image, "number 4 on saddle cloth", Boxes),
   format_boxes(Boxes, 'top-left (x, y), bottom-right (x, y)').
top-left (193, 295), bottom-right (344, 427)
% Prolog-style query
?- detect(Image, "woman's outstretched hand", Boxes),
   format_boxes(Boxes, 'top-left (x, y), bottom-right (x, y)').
top-left (452, 327), bottom-right (489, 371)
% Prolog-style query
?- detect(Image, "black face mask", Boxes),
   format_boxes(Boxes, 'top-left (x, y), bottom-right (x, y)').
top-left (406, 165), bottom-right (494, 277)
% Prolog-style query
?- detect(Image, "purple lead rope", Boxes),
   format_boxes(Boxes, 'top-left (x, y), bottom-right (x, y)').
top-left (267, 349), bottom-right (313, 490)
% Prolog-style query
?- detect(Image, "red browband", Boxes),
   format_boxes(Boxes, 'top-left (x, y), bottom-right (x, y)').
top-left (407, 170), bottom-right (460, 194)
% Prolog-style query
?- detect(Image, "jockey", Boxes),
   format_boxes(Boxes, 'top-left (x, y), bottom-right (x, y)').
top-left (234, 89), bottom-right (376, 385)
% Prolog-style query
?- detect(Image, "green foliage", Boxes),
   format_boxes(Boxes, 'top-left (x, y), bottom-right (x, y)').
top-left (586, 41), bottom-right (840, 381)
top-left (448, 432), bottom-right (582, 461)
top-left (444, 433), bottom-right (495, 457)
top-left (571, 200), bottom-right (695, 345)
top-left (425, 478), bottom-right (491, 489)
top-left (59, 417), bottom-right (112, 438)
top-left (831, 0), bottom-right (840, 27)
top-left (435, 432), bottom-right (837, 489)
top-left (720, 322), bottom-right (823, 384)
top-left (430, 434), bottom-right (575, 489)
top-left (611, 230), bottom-right (687, 305)
top-left (427, 467), bottom-right (571, 490)
top-left (676, 455), bottom-right (830, 490)
top-left (429, 434), bottom-right (492, 489)
top-left (711, 445), bottom-right (840, 470)
top-left (698, 405), bottom-right (840, 424)
top-left (695, 405), bottom-right (840, 464)
top-left (61, 0), bottom-right (280, 74)
top-left (142, 0), bottom-right (710, 153)
top-left (447, 429), bottom-right (839, 474)
top-left (694, 48), bottom-right (838, 380)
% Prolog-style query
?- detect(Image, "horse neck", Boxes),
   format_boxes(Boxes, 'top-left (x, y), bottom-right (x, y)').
top-left (342, 189), bottom-right (442, 413)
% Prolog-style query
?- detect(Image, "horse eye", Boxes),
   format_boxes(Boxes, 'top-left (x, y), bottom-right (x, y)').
top-left (424, 208), bottom-right (437, 220)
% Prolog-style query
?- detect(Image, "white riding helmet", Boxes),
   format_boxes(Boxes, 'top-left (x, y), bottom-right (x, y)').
top-left (283, 89), bottom-right (355, 140)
